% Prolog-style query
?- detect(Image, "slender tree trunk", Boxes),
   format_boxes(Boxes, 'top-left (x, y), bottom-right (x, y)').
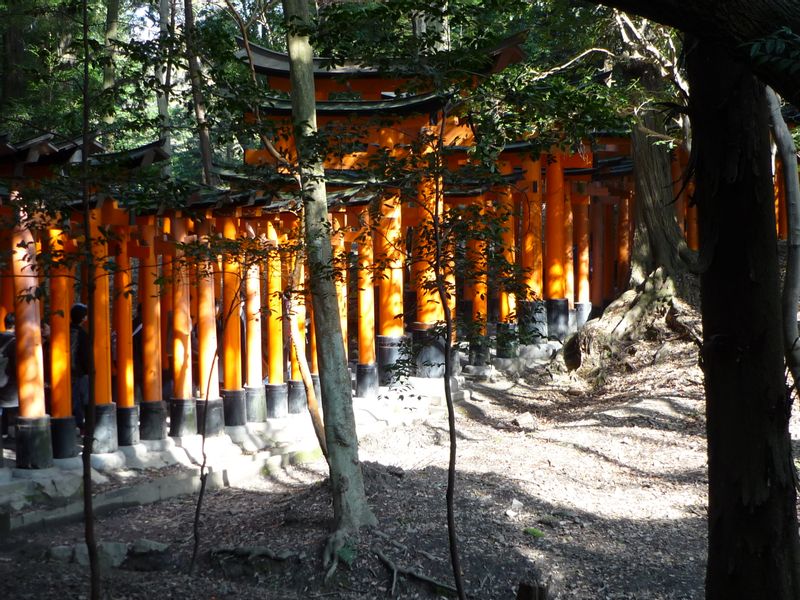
top-left (688, 38), bottom-right (800, 599)
top-left (282, 0), bottom-right (376, 543)
top-left (101, 0), bottom-right (120, 137)
top-left (1, 0), bottom-right (25, 106)
top-left (183, 0), bottom-right (215, 185)
top-left (767, 88), bottom-right (800, 393)
top-left (156, 0), bottom-right (173, 173)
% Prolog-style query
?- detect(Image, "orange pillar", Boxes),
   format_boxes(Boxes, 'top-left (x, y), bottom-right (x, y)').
top-left (374, 187), bottom-right (405, 385)
top-left (332, 211), bottom-right (349, 361)
top-left (160, 217), bottom-right (172, 377)
top-left (89, 211), bottom-right (112, 408)
top-left (244, 256), bottom-right (263, 388)
top-left (520, 156), bottom-right (543, 300)
top-left (602, 203), bottom-right (616, 303)
top-left (113, 223), bottom-right (137, 445)
top-left (171, 217), bottom-right (193, 401)
top-left (544, 151), bottom-right (568, 339)
top-left (589, 199), bottom-right (604, 310)
top-left (12, 210), bottom-right (51, 468)
top-left (497, 161), bottom-right (516, 323)
top-left (138, 217), bottom-right (165, 440)
top-left (572, 180), bottom-right (592, 326)
top-left (356, 213), bottom-right (378, 398)
top-left (48, 226), bottom-right (76, 458)
top-left (617, 190), bottom-right (632, 290)
top-left (265, 219), bottom-right (287, 417)
top-left (564, 185), bottom-right (575, 309)
top-left (776, 160), bottom-right (788, 240)
top-left (197, 221), bottom-right (220, 403)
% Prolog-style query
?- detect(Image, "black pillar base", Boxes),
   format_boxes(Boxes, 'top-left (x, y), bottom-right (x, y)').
top-left (139, 401), bottom-right (166, 440)
top-left (495, 322), bottom-right (519, 358)
top-left (311, 373), bottom-right (322, 405)
top-left (575, 302), bottom-right (592, 328)
top-left (169, 398), bottom-right (197, 437)
top-left (222, 388), bottom-right (247, 427)
top-left (196, 399), bottom-right (224, 437)
top-left (266, 383), bottom-right (288, 419)
top-left (94, 403), bottom-right (119, 454)
top-left (287, 380), bottom-right (306, 414)
top-left (376, 335), bottom-right (407, 385)
top-left (117, 406), bottom-right (140, 447)
top-left (356, 363), bottom-right (379, 399)
top-left (412, 326), bottom-right (446, 378)
top-left (469, 335), bottom-right (490, 366)
top-left (16, 416), bottom-right (53, 468)
top-left (546, 298), bottom-right (570, 342)
top-left (244, 385), bottom-right (267, 423)
top-left (51, 416), bottom-right (77, 459)
top-left (519, 300), bottom-right (548, 344)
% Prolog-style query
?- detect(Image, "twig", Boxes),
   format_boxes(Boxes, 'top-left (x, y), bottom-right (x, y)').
top-left (374, 547), bottom-right (458, 595)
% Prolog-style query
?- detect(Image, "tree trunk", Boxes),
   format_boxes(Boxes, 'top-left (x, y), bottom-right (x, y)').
top-left (282, 0), bottom-right (376, 542)
top-left (630, 111), bottom-right (693, 284)
top-left (688, 38), bottom-right (800, 599)
top-left (1, 0), bottom-right (25, 106)
top-left (156, 0), bottom-right (173, 175)
top-left (767, 87), bottom-right (800, 393)
top-left (183, 0), bottom-right (215, 185)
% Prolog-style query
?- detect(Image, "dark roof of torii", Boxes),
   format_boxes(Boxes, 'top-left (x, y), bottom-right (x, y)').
top-left (260, 89), bottom-right (447, 116)
top-left (240, 30), bottom-right (528, 79)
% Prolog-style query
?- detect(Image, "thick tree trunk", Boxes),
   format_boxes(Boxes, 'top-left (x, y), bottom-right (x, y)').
top-left (584, 0), bottom-right (800, 106)
top-left (282, 0), bottom-right (376, 540)
top-left (630, 111), bottom-right (693, 283)
top-left (688, 39), bottom-right (800, 599)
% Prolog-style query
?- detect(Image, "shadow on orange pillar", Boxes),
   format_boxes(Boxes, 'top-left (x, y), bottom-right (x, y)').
top-left (114, 223), bottom-right (138, 446)
top-left (544, 151), bottom-right (568, 340)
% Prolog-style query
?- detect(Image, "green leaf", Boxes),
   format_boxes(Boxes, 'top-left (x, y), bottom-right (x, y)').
top-left (337, 543), bottom-right (357, 566)
top-left (524, 527), bottom-right (545, 538)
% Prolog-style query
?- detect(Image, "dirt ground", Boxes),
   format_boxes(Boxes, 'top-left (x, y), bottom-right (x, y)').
top-left (0, 315), bottom-right (720, 600)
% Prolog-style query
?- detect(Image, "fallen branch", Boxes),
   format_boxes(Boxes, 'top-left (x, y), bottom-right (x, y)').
top-left (374, 546), bottom-right (458, 596)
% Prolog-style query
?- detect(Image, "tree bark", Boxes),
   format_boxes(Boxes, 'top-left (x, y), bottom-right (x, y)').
top-left (630, 111), bottom-right (693, 283)
top-left (583, 0), bottom-right (800, 106)
top-left (1, 0), bottom-right (26, 106)
top-left (767, 88), bottom-right (800, 394)
top-left (688, 38), bottom-right (800, 599)
top-left (282, 0), bottom-right (376, 540)
top-left (183, 0), bottom-right (215, 185)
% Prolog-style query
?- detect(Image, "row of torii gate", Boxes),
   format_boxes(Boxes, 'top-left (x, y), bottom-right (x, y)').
top-left (3, 39), bottom-right (786, 470)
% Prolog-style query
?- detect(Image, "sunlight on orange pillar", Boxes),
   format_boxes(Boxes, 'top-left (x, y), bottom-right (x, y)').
top-left (138, 219), bottom-right (162, 403)
top-left (113, 225), bottom-right (135, 409)
top-left (590, 200), bottom-right (604, 308)
top-left (544, 152), bottom-right (566, 300)
top-left (309, 307), bottom-right (319, 374)
top-left (160, 218), bottom-right (172, 374)
top-left (332, 211), bottom-right (349, 358)
top-left (220, 217), bottom-right (242, 391)
top-left (520, 156), bottom-right (543, 300)
top-left (572, 188), bottom-right (591, 305)
top-left (244, 258), bottom-right (263, 388)
top-left (617, 191), bottom-right (632, 290)
top-left (375, 190), bottom-right (405, 337)
top-left (89, 211), bottom-right (112, 405)
top-left (670, 153), bottom-right (686, 235)
top-left (497, 161), bottom-right (516, 321)
top-left (564, 187), bottom-right (575, 307)
top-left (266, 220), bottom-right (284, 384)
top-left (602, 203), bottom-right (616, 303)
top-left (171, 217), bottom-right (193, 400)
top-left (414, 172), bottom-right (445, 325)
top-left (197, 222), bottom-right (220, 401)
top-left (289, 261), bottom-right (306, 381)
top-left (48, 228), bottom-right (71, 418)
top-left (357, 216), bottom-right (376, 365)
top-left (12, 218), bottom-right (45, 418)
top-left (467, 197), bottom-right (488, 334)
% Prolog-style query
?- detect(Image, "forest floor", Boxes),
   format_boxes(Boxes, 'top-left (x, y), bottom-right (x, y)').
top-left (0, 312), bottom-right (725, 600)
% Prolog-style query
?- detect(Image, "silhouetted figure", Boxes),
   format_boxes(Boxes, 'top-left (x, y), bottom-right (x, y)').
top-left (0, 313), bottom-right (17, 438)
top-left (70, 303), bottom-right (90, 431)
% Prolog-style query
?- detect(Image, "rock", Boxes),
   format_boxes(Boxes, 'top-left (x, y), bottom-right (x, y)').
top-left (74, 541), bottom-right (129, 569)
top-left (130, 538), bottom-right (169, 555)
top-left (512, 412), bottom-right (539, 430)
top-left (48, 545), bottom-right (74, 562)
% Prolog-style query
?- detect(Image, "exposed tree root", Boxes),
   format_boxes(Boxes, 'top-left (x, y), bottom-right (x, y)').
top-left (564, 268), bottom-right (701, 377)
top-left (374, 546), bottom-right (458, 596)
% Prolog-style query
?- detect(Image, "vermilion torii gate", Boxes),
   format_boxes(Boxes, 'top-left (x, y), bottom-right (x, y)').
top-left (5, 43), bottom-right (788, 470)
